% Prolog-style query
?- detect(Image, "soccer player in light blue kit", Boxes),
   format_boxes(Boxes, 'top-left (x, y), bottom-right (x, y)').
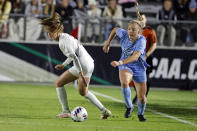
top-left (103, 19), bottom-right (148, 122)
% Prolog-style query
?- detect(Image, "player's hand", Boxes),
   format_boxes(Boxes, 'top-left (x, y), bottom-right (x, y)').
top-left (79, 72), bottom-right (88, 87)
top-left (145, 55), bottom-right (147, 60)
top-left (110, 61), bottom-right (120, 67)
top-left (103, 43), bottom-right (110, 53)
top-left (145, 54), bottom-right (149, 60)
top-left (55, 64), bottom-right (64, 70)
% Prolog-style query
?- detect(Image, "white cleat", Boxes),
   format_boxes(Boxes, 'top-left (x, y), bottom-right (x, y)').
top-left (101, 109), bottom-right (112, 119)
top-left (56, 112), bottom-right (71, 118)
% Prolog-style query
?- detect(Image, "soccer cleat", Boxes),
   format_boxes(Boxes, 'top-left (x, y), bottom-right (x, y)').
top-left (101, 109), bottom-right (112, 119)
top-left (138, 115), bottom-right (147, 122)
top-left (124, 107), bottom-right (134, 118)
top-left (56, 112), bottom-right (71, 118)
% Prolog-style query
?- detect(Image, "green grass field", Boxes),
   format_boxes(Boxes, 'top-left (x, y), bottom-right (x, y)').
top-left (0, 82), bottom-right (196, 131)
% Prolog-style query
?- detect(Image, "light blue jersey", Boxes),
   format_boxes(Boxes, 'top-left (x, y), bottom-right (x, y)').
top-left (116, 28), bottom-right (148, 82)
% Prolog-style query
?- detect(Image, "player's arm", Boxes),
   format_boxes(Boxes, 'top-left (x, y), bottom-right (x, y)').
top-left (67, 45), bottom-right (87, 87)
top-left (103, 27), bottom-right (118, 53)
top-left (145, 29), bottom-right (157, 59)
top-left (62, 58), bottom-right (72, 66)
top-left (145, 43), bottom-right (156, 59)
top-left (111, 37), bottom-right (146, 67)
top-left (69, 52), bottom-right (87, 86)
top-left (110, 51), bottom-right (141, 67)
top-left (55, 58), bottom-right (72, 70)
top-left (122, 51), bottom-right (141, 64)
top-left (55, 45), bottom-right (82, 73)
top-left (68, 53), bottom-right (83, 73)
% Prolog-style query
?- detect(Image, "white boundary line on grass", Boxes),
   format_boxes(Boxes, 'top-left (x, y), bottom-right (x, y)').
top-left (90, 90), bottom-right (197, 127)
top-left (149, 110), bottom-right (197, 127)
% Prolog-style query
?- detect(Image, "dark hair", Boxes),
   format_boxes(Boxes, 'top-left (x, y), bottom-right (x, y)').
top-left (40, 13), bottom-right (64, 33)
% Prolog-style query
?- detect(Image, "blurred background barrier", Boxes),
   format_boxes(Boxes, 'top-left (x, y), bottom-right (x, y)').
top-left (0, 42), bottom-right (196, 90)
top-left (1, 0), bottom-right (197, 90)
top-left (1, 13), bottom-right (197, 47)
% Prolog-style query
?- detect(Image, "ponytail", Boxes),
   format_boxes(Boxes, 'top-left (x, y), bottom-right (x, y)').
top-left (40, 13), bottom-right (64, 33)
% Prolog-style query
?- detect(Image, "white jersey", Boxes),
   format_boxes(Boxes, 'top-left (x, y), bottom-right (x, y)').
top-left (59, 33), bottom-right (94, 74)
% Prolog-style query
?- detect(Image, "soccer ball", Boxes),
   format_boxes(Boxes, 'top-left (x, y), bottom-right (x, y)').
top-left (71, 106), bottom-right (88, 122)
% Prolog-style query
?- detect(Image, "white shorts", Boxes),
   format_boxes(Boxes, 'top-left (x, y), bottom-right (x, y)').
top-left (68, 62), bottom-right (94, 78)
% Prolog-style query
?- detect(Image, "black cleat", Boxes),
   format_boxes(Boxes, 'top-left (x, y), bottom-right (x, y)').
top-left (124, 108), bottom-right (134, 118)
top-left (138, 115), bottom-right (147, 122)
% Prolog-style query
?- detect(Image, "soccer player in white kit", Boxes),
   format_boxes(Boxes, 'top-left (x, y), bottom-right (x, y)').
top-left (40, 13), bottom-right (111, 119)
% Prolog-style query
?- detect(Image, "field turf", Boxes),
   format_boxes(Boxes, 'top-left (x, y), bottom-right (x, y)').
top-left (0, 82), bottom-right (196, 131)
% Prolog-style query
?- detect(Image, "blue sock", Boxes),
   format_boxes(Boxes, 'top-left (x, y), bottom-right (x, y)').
top-left (137, 100), bottom-right (147, 115)
top-left (121, 87), bottom-right (133, 108)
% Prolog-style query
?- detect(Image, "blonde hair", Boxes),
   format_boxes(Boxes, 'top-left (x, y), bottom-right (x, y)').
top-left (136, 1), bottom-right (143, 21)
top-left (40, 13), bottom-right (64, 34)
top-left (128, 1), bottom-right (145, 29)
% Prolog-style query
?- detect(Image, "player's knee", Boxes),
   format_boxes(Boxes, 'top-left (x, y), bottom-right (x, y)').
top-left (121, 82), bottom-right (129, 88)
top-left (54, 80), bottom-right (63, 88)
top-left (79, 89), bottom-right (87, 96)
top-left (54, 81), bottom-right (58, 87)
top-left (138, 95), bottom-right (146, 104)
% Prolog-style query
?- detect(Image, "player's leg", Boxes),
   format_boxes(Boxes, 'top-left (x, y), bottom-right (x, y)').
top-left (132, 86), bottom-right (138, 104)
top-left (129, 79), bottom-right (138, 104)
top-left (133, 74), bottom-right (150, 103)
top-left (119, 70), bottom-right (134, 118)
top-left (146, 56), bottom-right (153, 97)
top-left (78, 76), bottom-right (104, 110)
top-left (55, 69), bottom-right (78, 118)
top-left (78, 76), bottom-right (111, 119)
top-left (146, 80), bottom-right (150, 97)
top-left (134, 82), bottom-right (147, 122)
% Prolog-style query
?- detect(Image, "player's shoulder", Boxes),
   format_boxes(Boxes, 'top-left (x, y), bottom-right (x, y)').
top-left (143, 26), bottom-right (156, 37)
top-left (117, 28), bottom-right (128, 38)
top-left (60, 33), bottom-right (76, 41)
top-left (136, 35), bottom-right (146, 45)
top-left (59, 33), bottom-right (72, 47)
top-left (139, 35), bottom-right (146, 41)
top-left (117, 27), bottom-right (127, 32)
top-left (60, 33), bottom-right (69, 39)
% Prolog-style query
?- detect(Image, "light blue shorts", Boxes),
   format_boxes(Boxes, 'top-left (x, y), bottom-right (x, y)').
top-left (118, 65), bottom-right (146, 83)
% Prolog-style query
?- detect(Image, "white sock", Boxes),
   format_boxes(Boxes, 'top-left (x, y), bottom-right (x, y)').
top-left (84, 91), bottom-right (105, 111)
top-left (56, 87), bottom-right (70, 113)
